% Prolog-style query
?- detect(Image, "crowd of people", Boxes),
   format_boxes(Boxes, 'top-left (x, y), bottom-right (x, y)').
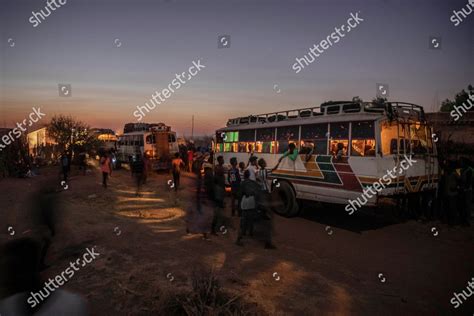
top-left (183, 149), bottom-right (278, 249)
top-left (59, 144), bottom-right (473, 232)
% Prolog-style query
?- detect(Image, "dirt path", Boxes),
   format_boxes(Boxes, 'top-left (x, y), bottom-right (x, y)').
top-left (1, 165), bottom-right (473, 315)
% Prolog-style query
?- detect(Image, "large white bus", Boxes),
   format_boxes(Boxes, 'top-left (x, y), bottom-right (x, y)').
top-left (215, 100), bottom-right (438, 217)
top-left (117, 123), bottom-right (179, 170)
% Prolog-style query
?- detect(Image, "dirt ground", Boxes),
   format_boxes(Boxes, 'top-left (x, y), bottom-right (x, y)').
top-left (1, 164), bottom-right (473, 315)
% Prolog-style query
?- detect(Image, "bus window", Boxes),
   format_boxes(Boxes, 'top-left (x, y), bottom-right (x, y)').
top-left (224, 143), bottom-right (238, 152)
top-left (396, 123), bottom-right (411, 154)
top-left (168, 134), bottom-right (177, 143)
top-left (301, 123), bottom-right (328, 155)
top-left (277, 126), bottom-right (298, 154)
top-left (410, 123), bottom-right (428, 155)
top-left (238, 142), bottom-right (254, 152)
top-left (351, 121), bottom-right (375, 157)
top-left (146, 135), bottom-right (155, 144)
top-left (256, 128), bottom-right (275, 153)
top-left (329, 122), bottom-right (349, 156)
top-left (238, 129), bottom-right (255, 153)
top-left (381, 121), bottom-right (399, 155)
top-left (390, 138), bottom-right (408, 155)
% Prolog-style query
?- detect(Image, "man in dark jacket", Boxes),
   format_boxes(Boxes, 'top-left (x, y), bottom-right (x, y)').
top-left (235, 170), bottom-right (260, 246)
top-left (130, 150), bottom-right (145, 197)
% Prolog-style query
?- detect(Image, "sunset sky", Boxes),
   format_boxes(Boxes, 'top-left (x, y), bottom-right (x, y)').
top-left (1, 0), bottom-right (473, 136)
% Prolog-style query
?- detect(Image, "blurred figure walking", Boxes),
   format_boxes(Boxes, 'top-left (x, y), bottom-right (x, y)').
top-left (142, 153), bottom-right (150, 185)
top-left (100, 152), bottom-right (112, 188)
top-left (130, 150), bottom-right (145, 196)
top-left (60, 152), bottom-right (70, 182)
top-left (186, 157), bottom-right (212, 240)
top-left (171, 153), bottom-right (185, 192)
top-left (187, 148), bottom-right (194, 172)
top-left (78, 151), bottom-right (87, 176)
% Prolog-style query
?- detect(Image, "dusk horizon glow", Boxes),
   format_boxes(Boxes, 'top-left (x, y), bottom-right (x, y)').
top-left (1, 0), bottom-right (473, 136)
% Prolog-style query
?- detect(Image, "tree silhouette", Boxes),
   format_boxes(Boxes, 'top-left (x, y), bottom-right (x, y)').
top-left (440, 84), bottom-right (473, 112)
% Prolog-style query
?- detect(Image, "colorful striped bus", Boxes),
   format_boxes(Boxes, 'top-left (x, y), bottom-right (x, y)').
top-left (215, 100), bottom-right (439, 217)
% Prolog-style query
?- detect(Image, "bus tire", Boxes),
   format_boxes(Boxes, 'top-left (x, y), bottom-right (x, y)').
top-left (272, 180), bottom-right (300, 217)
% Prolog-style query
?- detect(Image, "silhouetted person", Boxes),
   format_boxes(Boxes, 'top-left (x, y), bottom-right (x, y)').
top-left (78, 151), bottom-right (87, 175)
top-left (212, 156), bottom-right (226, 235)
top-left (257, 158), bottom-right (276, 249)
top-left (171, 152), bottom-right (185, 192)
top-left (236, 170), bottom-right (260, 246)
top-left (228, 157), bottom-right (241, 217)
top-left (0, 238), bottom-right (88, 315)
top-left (130, 150), bottom-right (144, 197)
top-left (99, 152), bottom-right (112, 188)
top-left (443, 161), bottom-right (459, 225)
top-left (28, 181), bottom-right (62, 270)
top-left (60, 152), bottom-right (70, 182)
top-left (186, 157), bottom-right (212, 240)
top-left (459, 157), bottom-right (472, 226)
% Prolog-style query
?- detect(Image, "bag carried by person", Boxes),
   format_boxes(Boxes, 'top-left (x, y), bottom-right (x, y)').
top-left (241, 194), bottom-right (256, 210)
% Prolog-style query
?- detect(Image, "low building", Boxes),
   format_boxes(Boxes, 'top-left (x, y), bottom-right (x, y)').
top-left (27, 126), bottom-right (57, 159)
top-left (425, 112), bottom-right (474, 145)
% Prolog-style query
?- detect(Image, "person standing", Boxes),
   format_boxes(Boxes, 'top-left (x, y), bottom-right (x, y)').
top-left (228, 157), bottom-right (241, 216)
top-left (239, 161), bottom-right (246, 180)
top-left (186, 157), bottom-right (212, 240)
top-left (171, 152), bottom-right (185, 192)
top-left (256, 158), bottom-right (276, 249)
top-left (187, 148), bottom-right (194, 172)
top-left (60, 152), bottom-right (70, 182)
top-left (212, 156), bottom-right (226, 235)
top-left (130, 151), bottom-right (145, 196)
top-left (246, 156), bottom-right (259, 181)
top-left (459, 157), bottom-right (473, 226)
top-left (236, 170), bottom-right (260, 246)
top-left (100, 152), bottom-right (112, 188)
top-left (78, 151), bottom-right (87, 175)
top-left (142, 153), bottom-right (149, 185)
top-left (443, 161), bottom-right (459, 225)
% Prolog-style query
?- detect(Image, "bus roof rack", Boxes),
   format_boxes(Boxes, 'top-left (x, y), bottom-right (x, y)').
top-left (226, 100), bottom-right (426, 127)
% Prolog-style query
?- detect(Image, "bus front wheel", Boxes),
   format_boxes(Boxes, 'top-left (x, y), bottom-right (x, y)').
top-left (272, 181), bottom-right (300, 217)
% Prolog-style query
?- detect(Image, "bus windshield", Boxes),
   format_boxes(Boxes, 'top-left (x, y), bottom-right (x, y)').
top-left (381, 120), bottom-right (431, 156)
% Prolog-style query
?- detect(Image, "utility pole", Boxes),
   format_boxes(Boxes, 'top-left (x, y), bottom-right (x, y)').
top-left (191, 115), bottom-right (194, 140)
